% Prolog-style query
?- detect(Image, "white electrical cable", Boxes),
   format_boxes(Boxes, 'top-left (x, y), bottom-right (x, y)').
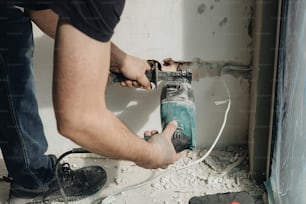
top-left (95, 73), bottom-right (232, 204)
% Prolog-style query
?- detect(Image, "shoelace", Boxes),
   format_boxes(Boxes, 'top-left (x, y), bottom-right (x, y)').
top-left (58, 162), bottom-right (74, 183)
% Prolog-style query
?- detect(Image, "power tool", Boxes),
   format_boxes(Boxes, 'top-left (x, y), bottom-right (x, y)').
top-left (110, 59), bottom-right (197, 152)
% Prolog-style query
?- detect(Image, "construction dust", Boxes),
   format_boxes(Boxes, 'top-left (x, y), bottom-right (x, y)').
top-left (63, 145), bottom-right (266, 204)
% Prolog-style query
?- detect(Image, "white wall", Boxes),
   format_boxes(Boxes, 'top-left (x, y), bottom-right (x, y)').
top-left (33, 0), bottom-right (253, 155)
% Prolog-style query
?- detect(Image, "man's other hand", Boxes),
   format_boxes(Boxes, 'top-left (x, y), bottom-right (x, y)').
top-left (138, 121), bottom-right (181, 169)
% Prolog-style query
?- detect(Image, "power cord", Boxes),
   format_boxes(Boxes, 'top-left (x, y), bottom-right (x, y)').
top-left (94, 68), bottom-right (237, 204)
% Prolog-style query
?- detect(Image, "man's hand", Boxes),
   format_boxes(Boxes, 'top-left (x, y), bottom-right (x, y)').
top-left (136, 121), bottom-right (181, 169)
top-left (111, 55), bottom-right (151, 90)
top-left (110, 43), bottom-right (151, 90)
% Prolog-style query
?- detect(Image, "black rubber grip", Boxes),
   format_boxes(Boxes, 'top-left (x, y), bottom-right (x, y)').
top-left (110, 70), bottom-right (154, 83)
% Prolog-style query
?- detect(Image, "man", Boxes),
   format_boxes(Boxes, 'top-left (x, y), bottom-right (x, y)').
top-left (0, 1), bottom-right (180, 203)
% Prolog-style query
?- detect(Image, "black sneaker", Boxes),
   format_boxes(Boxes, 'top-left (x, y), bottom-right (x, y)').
top-left (9, 160), bottom-right (107, 204)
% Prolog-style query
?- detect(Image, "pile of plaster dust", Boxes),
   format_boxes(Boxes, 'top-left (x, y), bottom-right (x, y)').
top-left (64, 145), bottom-right (266, 204)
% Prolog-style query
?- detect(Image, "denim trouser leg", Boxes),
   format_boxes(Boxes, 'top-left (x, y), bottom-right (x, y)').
top-left (0, 7), bottom-right (54, 189)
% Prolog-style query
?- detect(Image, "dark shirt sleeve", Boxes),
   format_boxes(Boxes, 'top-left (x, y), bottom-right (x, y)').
top-left (52, 0), bottom-right (126, 42)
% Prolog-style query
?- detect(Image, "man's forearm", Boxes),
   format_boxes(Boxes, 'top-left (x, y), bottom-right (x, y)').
top-left (65, 107), bottom-right (154, 164)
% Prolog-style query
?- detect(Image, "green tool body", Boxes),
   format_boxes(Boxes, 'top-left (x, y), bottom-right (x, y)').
top-left (160, 79), bottom-right (196, 152)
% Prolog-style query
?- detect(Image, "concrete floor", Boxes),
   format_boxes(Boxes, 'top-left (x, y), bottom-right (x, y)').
top-left (0, 146), bottom-right (266, 204)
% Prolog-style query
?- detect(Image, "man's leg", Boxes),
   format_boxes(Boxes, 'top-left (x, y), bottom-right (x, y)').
top-left (0, 6), bottom-right (54, 190)
top-left (0, 7), bottom-right (107, 203)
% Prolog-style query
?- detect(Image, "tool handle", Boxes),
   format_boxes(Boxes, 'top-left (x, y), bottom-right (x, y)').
top-left (110, 70), bottom-right (154, 83)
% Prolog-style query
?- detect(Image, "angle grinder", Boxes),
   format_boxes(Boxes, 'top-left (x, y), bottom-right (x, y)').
top-left (110, 59), bottom-right (197, 152)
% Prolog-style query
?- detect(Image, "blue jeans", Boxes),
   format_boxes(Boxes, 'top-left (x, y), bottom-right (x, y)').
top-left (0, 6), bottom-right (54, 189)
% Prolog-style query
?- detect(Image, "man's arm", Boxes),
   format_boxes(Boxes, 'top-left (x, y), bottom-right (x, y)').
top-left (53, 20), bottom-right (180, 168)
top-left (28, 9), bottom-right (58, 38)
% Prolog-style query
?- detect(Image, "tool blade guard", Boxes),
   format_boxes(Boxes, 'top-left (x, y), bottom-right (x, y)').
top-left (160, 78), bottom-right (196, 152)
